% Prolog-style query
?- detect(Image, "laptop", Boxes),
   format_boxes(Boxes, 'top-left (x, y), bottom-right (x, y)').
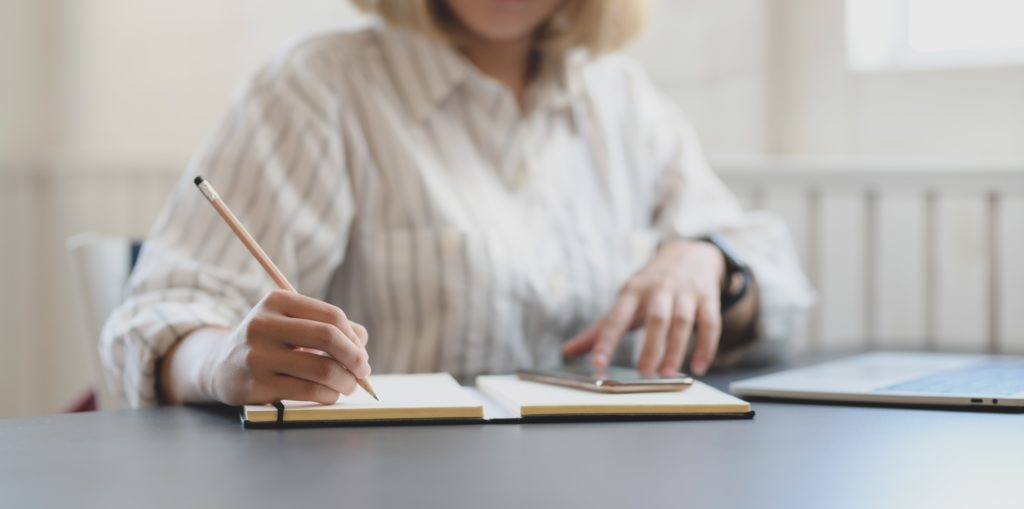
top-left (730, 351), bottom-right (1024, 412)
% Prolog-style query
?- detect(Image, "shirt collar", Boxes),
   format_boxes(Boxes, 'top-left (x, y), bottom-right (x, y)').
top-left (529, 48), bottom-right (589, 113)
top-left (376, 25), bottom-right (471, 122)
top-left (377, 24), bottom-right (587, 122)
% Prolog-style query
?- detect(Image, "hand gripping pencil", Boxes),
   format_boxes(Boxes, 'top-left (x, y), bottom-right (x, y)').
top-left (194, 176), bottom-right (378, 401)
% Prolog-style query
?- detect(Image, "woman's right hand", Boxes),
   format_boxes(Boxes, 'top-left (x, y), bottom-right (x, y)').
top-left (161, 289), bottom-right (371, 406)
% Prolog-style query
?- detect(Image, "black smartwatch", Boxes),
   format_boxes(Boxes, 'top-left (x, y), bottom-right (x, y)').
top-left (700, 234), bottom-right (751, 312)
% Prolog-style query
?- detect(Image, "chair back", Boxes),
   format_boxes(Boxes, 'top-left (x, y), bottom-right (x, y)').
top-left (67, 234), bottom-right (141, 410)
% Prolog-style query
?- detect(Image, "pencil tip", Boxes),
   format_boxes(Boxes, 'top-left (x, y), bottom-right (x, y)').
top-left (358, 379), bottom-right (379, 401)
top-left (364, 385), bottom-right (379, 401)
top-left (193, 176), bottom-right (204, 186)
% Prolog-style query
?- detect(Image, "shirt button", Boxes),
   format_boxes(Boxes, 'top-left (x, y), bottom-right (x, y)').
top-left (630, 233), bottom-right (656, 260)
top-left (512, 161), bottom-right (530, 190)
top-left (514, 171), bottom-right (529, 190)
top-left (440, 229), bottom-right (462, 252)
top-left (547, 271), bottom-right (566, 296)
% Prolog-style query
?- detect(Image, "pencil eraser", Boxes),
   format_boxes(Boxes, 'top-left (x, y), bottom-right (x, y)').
top-left (193, 176), bottom-right (204, 186)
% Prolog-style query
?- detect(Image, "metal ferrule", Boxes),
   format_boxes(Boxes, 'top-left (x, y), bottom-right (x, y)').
top-left (197, 180), bottom-right (220, 202)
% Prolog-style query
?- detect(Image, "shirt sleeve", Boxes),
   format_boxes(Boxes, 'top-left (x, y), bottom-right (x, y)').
top-left (632, 67), bottom-right (816, 365)
top-left (100, 51), bottom-right (357, 407)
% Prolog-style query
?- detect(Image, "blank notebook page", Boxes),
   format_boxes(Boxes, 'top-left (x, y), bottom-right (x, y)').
top-left (475, 375), bottom-right (750, 416)
top-left (244, 373), bottom-right (484, 423)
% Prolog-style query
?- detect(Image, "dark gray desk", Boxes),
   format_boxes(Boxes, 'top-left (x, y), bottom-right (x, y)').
top-left (2, 365), bottom-right (1022, 509)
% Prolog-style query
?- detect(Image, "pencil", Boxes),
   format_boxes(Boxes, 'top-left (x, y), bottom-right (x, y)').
top-left (193, 176), bottom-right (378, 401)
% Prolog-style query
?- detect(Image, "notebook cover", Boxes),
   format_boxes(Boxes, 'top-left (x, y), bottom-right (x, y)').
top-left (240, 410), bottom-right (754, 428)
top-left (240, 373), bottom-right (755, 428)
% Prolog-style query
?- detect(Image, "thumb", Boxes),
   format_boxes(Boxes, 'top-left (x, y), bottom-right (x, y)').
top-left (562, 322), bottom-right (600, 357)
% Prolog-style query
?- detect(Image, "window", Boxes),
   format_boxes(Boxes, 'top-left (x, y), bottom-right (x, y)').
top-left (846, 0), bottom-right (1024, 70)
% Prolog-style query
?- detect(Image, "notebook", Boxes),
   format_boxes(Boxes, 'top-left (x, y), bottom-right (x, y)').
top-left (242, 373), bottom-right (752, 428)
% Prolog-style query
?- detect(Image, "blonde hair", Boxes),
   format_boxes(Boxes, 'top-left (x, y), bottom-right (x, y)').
top-left (353, 0), bottom-right (647, 57)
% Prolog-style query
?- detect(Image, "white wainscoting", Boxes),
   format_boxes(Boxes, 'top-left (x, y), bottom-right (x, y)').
top-left (0, 162), bottom-right (1021, 418)
top-left (720, 161), bottom-right (1024, 356)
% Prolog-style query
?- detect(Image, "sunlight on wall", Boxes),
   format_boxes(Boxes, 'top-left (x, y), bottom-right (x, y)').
top-left (847, 0), bottom-right (1024, 70)
top-left (909, 0), bottom-right (1024, 51)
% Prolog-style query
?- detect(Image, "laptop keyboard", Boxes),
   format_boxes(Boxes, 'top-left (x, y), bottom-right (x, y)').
top-left (876, 361), bottom-right (1024, 397)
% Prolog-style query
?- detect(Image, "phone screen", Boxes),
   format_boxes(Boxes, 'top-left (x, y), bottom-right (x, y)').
top-left (517, 365), bottom-right (694, 393)
top-left (550, 365), bottom-right (691, 382)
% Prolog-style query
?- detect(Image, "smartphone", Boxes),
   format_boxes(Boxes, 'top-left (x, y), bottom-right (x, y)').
top-left (516, 365), bottom-right (694, 394)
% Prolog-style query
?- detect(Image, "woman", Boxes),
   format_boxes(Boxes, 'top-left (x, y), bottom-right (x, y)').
top-left (102, 0), bottom-right (813, 407)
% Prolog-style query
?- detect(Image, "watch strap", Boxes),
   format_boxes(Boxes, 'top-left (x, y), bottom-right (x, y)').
top-left (700, 234), bottom-right (750, 312)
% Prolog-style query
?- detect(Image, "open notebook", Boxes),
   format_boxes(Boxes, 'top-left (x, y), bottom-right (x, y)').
top-left (242, 373), bottom-right (752, 428)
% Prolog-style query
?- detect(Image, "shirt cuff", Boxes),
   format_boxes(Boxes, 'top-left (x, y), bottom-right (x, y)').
top-left (101, 292), bottom-right (240, 408)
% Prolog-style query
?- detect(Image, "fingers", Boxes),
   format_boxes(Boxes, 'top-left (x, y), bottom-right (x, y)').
top-left (659, 295), bottom-right (696, 375)
top-left (271, 347), bottom-right (359, 396)
top-left (351, 322), bottom-right (369, 347)
top-left (267, 374), bottom-right (342, 405)
top-left (637, 291), bottom-right (672, 373)
top-left (265, 290), bottom-right (363, 350)
top-left (689, 295), bottom-right (722, 376)
top-left (562, 323), bottom-right (600, 357)
top-left (565, 292), bottom-right (722, 375)
top-left (591, 292), bottom-right (640, 368)
top-left (248, 313), bottom-right (370, 378)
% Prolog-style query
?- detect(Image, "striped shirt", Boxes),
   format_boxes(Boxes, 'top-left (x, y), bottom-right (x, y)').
top-left (101, 23), bottom-right (815, 408)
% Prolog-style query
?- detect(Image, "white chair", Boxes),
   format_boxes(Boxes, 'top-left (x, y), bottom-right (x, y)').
top-left (67, 233), bottom-right (140, 411)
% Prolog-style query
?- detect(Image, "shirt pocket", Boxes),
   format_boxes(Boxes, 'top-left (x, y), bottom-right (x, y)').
top-left (351, 227), bottom-right (482, 373)
top-left (357, 227), bottom-right (465, 294)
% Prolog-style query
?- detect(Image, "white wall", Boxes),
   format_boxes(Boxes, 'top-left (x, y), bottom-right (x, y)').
top-left (53, 0), bottom-right (370, 169)
top-left (0, 0), bottom-right (49, 166)
top-left (636, 0), bottom-right (1024, 161)
top-left (773, 0), bottom-right (1024, 160)
top-left (628, 0), bottom-right (773, 155)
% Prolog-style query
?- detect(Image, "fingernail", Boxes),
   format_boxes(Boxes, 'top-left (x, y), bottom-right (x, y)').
top-left (593, 353), bottom-right (608, 367)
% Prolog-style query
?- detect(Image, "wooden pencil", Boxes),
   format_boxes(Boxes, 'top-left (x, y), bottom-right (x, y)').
top-left (193, 176), bottom-right (378, 401)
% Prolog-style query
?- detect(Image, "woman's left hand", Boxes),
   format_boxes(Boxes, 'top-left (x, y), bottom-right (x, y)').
top-left (562, 239), bottom-right (726, 376)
